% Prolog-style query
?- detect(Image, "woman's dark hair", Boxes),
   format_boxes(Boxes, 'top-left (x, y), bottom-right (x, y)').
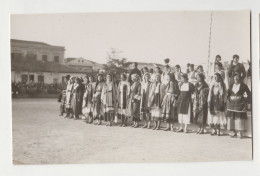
top-left (215, 55), bottom-right (221, 61)
top-left (233, 54), bottom-right (239, 60)
top-left (88, 74), bottom-right (95, 81)
top-left (121, 73), bottom-right (127, 79)
top-left (214, 72), bottom-right (223, 82)
top-left (197, 73), bottom-right (205, 81)
top-left (234, 72), bottom-right (241, 79)
top-left (175, 64), bottom-right (181, 69)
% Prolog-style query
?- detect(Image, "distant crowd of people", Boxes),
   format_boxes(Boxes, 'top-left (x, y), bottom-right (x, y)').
top-left (59, 55), bottom-right (251, 139)
top-left (12, 80), bottom-right (64, 96)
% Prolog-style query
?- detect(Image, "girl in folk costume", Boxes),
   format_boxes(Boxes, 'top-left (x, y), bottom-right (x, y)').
top-left (117, 73), bottom-right (131, 127)
top-left (59, 74), bottom-right (70, 116)
top-left (162, 58), bottom-right (172, 85)
top-left (140, 72), bottom-right (152, 129)
top-left (149, 73), bottom-right (165, 130)
top-left (174, 65), bottom-right (182, 83)
top-left (188, 64), bottom-right (197, 85)
top-left (101, 73), bottom-right (118, 126)
top-left (78, 77), bottom-right (85, 118)
top-left (93, 74), bottom-right (105, 125)
top-left (208, 73), bottom-right (227, 136)
top-left (161, 73), bottom-right (180, 131)
top-left (65, 76), bottom-right (75, 118)
top-left (127, 74), bottom-right (142, 128)
top-left (176, 73), bottom-right (195, 133)
top-left (228, 55), bottom-right (246, 86)
top-left (193, 73), bottom-right (209, 134)
top-left (226, 73), bottom-right (251, 139)
top-left (71, 77), bottom-right (82, 120)
top-left (82, 75), bottom-right (96, 123)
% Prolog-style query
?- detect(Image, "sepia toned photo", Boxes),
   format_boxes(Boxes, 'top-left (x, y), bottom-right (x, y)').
top-left (11, 11), bottom-right (252, 164)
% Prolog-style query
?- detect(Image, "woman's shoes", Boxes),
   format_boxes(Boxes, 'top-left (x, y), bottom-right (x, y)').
top-left (147, 125), bottom-right (151, 129)
top-left (164, 128), bottom-right (170, 131)
top-left (211, 130), bottom-right (217, 136)
top-left (198, 130), bottom-right (204, 134)
top-left (142, 125), bottom-right (147, 128)
top-left (176, 128), bottom-right (183, 132)
top-left (230, 133), bottom-right (237, 138)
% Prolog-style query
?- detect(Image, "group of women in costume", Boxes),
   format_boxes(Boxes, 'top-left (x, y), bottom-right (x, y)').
top-left (60, 55), bottom-right (251, 139)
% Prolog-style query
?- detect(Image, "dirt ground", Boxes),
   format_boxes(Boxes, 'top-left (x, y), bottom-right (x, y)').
top-left (12, 99), bottom-right (252, 165)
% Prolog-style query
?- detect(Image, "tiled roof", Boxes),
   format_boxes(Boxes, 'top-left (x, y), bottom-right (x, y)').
top-left (11, 39), bottom-right (65, 49)
top-left (11, 58), bottom-right (89, 73)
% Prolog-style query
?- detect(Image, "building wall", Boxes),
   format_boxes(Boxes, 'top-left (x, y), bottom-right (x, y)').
top-left (11, 40), bottom-right (65, 64)
top-left (11, 71), bottom-right (86, 84)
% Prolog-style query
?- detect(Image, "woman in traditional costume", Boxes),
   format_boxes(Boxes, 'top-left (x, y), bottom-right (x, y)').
top-left (93, 74), bottom-right (105, 125)
top-left (71, 77), bottom-right (81, 120)
top-left (174, 65), bottom-right (182, 83)
top-left (208, 73), bottom-right (227, 136)
top-left (101, 73), bottom-right (118, 126)
top-left (161, 73), bottom-right (180, 131)
top-left (193, 73), bottom-right (209, 134)
top-left (82, 75), bottom-right (96, 123)
top-left (149, 73), bottom-right (165, 130)
top-left (140, 72), bottom-right (152, 129)
top-left (226, 73), bottom-right (251, 138)
top-left (117, 73), bottom-right (131, 127)
top-left (65, 76), bottom-right (75, 118)
top-left (228, 54), bottom-right (246, 86)
top-left (176, 73), bottom-right (195, 133)
top-left (127, 74), bottom-right (142, 128)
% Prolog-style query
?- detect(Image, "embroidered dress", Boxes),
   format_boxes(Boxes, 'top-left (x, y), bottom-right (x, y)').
top-left (140, 80), bottom-right (151, 120)
top-left (208, 82), bottom-right (227, 126)
top-left (117, 81), bottom-right (130, 116)
top-left (60, 89), bottom-right (66, 115)
top-left (101, 81), bottom-right (117, 122)
top-left (65, 81), bottom-right (74, 109)
top-left (92, 82), bottom-right (105, 118)
top-left (177, 82), bottom-right (194, 124)
top-left (193, 82), bottom-right (209, 126)
top-left (226, 83), bottom-right (251, 131)
top-left (149, 82), bottom-right (164, 121)
top-left (161, 80), bottom-right (179, 122)
top-left (82, 82), bottom-right (96, 115)
top-left (71, 83), bottom-right (80, 118)
top-left (127, 82), bottom-right (141, 121)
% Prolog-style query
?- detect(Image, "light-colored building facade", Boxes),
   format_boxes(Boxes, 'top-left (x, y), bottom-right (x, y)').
top-left (65, 57), bottom-right (104, 72)
top-left (11, 39), bottom-right (65, 64)
top-left (11, 39), bottom-right (87, 84)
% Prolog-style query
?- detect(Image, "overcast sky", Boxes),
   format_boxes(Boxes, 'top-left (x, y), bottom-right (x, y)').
top-left (11, 11), bottom-right (250, 66)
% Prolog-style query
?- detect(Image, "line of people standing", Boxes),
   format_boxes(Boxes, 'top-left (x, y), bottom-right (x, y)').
top-left (58, 55), bottom-right (251, 139)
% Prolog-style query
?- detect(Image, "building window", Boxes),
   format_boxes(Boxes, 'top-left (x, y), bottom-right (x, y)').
top-left (54, 56), bottom-right (59, 62)
top-left (38, 75), bottom-right (44, 83)
top-left (42, 55), bottom-right (48, 62)
top-left (11, 53), bottom-right (23, 60)
top-left (21, 74), bottom-right (28, 83)
top-left (29, 75), bottom-right (34, 82)
top-left (26, 54), bottom-right (37, 61)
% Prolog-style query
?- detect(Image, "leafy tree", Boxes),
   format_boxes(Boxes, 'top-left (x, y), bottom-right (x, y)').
top-left (103, 48), bottom-right (131, 78)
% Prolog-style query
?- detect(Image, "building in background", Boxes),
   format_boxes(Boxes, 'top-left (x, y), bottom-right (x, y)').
top-left (11, 39), bottom-right (87, 84)
top-left (11, 39), bottom-right (65, 64)
top-left (64, 57), bottom-right (104, 73)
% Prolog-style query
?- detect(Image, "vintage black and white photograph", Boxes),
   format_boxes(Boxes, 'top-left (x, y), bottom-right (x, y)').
top-left (11, 11), bottom-right (252, 164)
